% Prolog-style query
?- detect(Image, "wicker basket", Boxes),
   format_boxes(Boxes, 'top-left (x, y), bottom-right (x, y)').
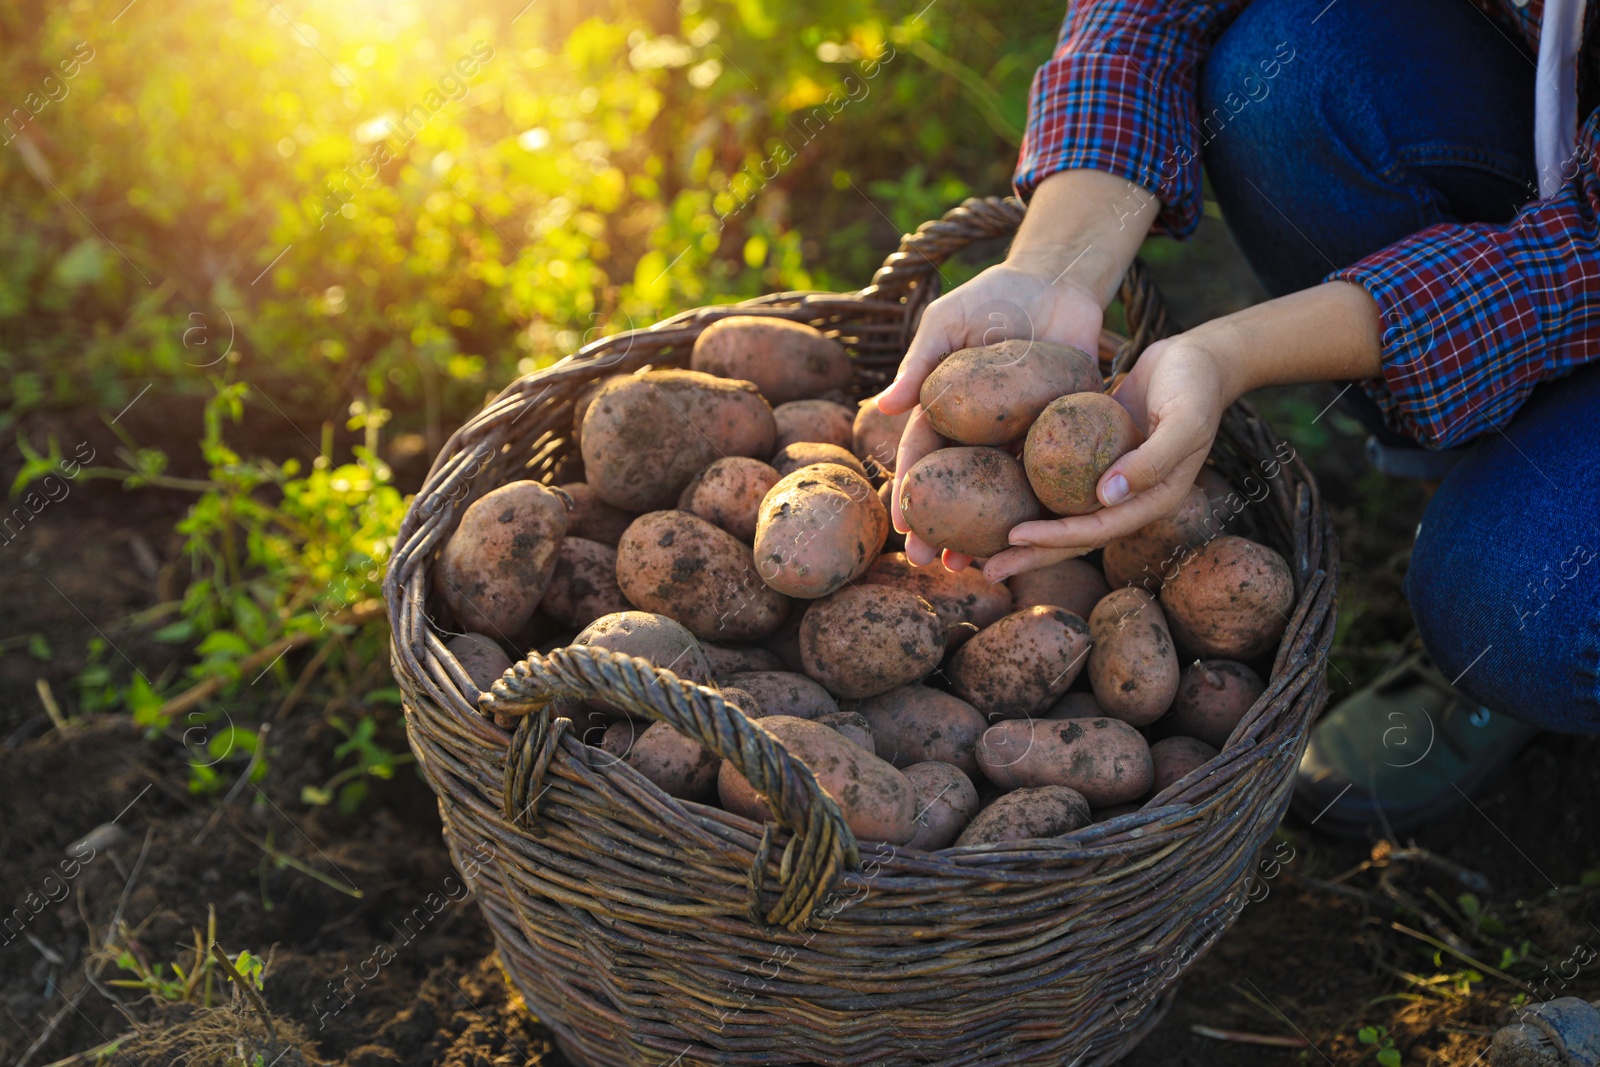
top-left (385, 195), bottom-right (1338, 1067)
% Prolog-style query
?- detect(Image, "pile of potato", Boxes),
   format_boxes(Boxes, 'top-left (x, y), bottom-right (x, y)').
top-left (435, 318), bottom-right (1295, 851)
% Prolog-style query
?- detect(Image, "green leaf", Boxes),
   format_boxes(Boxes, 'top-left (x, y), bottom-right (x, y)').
top-left (1358, 1027), bottom-right (1380, 1046)
top-left (27, 634), bottom-right (52, 661)
top-left (301, 785), bottom-right (334, 807)
top-left (152, 620), bottom-right (195, 644)
top-left (1377, 1048), bottom-right (1402, 1067)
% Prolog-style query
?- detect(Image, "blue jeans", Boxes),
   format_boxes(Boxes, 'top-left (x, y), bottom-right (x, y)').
top-left (1199, 0), bottom-right (1600, 731)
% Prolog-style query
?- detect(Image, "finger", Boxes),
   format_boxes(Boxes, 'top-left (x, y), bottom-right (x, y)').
top-left (904, 531), bottom-right (939, 567)
top-left (1098, 404), bottom-right (1209, 507)
top-left (1007, 478), bottom-right (1198, 552)
top-left (981, 545), bottom-right (1090, 585)
top-left (890, 406), bottom-right (943, 534)
top-left (940, 548), bottom-right (974, 572)
top-left (876, 299), bottom-right (959, 415)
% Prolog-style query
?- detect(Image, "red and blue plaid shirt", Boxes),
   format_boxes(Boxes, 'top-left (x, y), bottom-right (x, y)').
top-left (1016, 0), bottom-right (1600, 448)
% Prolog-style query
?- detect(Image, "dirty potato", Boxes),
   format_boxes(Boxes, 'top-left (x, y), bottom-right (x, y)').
top-left (799, 586), bottom-right (944, 699)
top-left (435, 480), bottom-right (568, 635)
top-left (616, 511), bottom-right (790, 641)
top-left (581, 369), bottom-right (776, 511)
top-left (947, 606), bottom-right (1092, 721)
top-left (899, 447), bottom-right (1042, 558)
top-left (920, 339), bottom-right (1102, 445)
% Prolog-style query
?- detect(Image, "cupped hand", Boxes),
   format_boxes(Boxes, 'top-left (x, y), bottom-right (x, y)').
top-left (980, 334), bottom-right (1233, 583)
top-left (878, 263), bottom-right (1106, 569)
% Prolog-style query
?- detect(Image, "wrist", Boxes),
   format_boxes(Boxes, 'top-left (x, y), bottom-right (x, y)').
top-left (1006, 169), bottom-right (1156, 307)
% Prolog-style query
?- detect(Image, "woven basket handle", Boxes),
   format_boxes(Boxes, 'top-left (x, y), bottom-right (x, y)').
top-left (867, 194), bottom-right (1172, 377)
top-left (482, 645), bottom-right (860, 932)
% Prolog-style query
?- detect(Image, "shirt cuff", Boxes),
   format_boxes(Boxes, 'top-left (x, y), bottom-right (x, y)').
top-left (1328, 224), bottom-right (1545, 449)
top-left (1013, 51), bottom-right (1203, 238)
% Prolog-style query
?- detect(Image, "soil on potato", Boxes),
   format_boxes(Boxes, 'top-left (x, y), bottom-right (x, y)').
top-left (5, 218), bottom-right (1600, 1066)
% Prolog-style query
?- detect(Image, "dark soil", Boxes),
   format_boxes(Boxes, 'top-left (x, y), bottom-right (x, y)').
top-left (4, 216), bottom-right (1599, 1067)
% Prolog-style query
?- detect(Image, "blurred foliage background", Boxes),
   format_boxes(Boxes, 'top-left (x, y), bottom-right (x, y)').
top-left (0, 0), bottom-right (1081, 791)
top-left (2, 0), bottom-right (1049, 439)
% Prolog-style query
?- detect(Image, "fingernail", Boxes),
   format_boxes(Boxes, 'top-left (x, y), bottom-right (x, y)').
top-left (1102, 473), bottom-right (1130, 506)
top-left (1009, 539), bottom-right (1031, 548)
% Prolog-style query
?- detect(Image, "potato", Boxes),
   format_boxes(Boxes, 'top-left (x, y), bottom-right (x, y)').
top-left (725, 671), bottom-right (838, 720)
top-left (753, 465), bottom-right (887, 599)
top-left (845, 685), bottom-right (987, 778)
top-left (690, 316), bottom-right (853, 405)
top-left (1149, 736), bottom-right (1219, 793)
top-left (799, 586), bottom-right (944, 699)
top-left (770, 442), bottom-right (869, 479)
top-left (976, 717), bottom-right (1153, 806)
top-left (1159, 536), bottom-right (1294, 659)
top-left (551, 452), bottom-right (585, 486)
top-left (861, 552), bottom-right (1012, 634)
top-left (773, 399), bottom-right (855, 451)
top-left (718, 686), bottom-right (764, 719)
top-left (817, 710), bottom-right (876, 754)
top-left (445, 633), bottom-right (513, 697)
top-left (1087, 587), bottom-right (1180, 727)
top-left (572, 611), bottom-right (714, 719)
top-left (702, 643), bottom-right (783, 676)
top-left (953, 785), bottom-right (1090, 847)
top-left (852, 397), bottom-right (912, 472)
top-left (1169, 659), bottom-right (1266, 747)
top-left (1043, 692), bottom-right (1104, 719)
top-left (716, 715), bottom-right (917, 844)
top-left (1006, 558), bottom-right (1110, 620)
top-left (627, 721), bottom-right (720, 801)
top-left (676, 457), bottom-right (780, 543)
top-left (920, 339), bottom-right (1102, 445)
top-left (569, 378), bottom-right (613, 450)
top-left (1195, 466), bottom-right (1237, 532)
top-left (559, 482), bottom-right (635, 547)
top-left (1023, 393), bottom-right (1144, 515)
top-left (902, 762), bottom-right (979, 850)
top-left (761, 611), bottom-right (807, 674)
top-left (1101, 485), bottom-right (1217, 592)
top-left (948, 606), bottom-right (1092, 721)
top-left (597, 718), bottom-right (645, 760)
top-left (435, 480), bottom-right (568, 635)
top-left (899, 447), bottom-right (1042, 558)
top-left (616, 511), bottom-right (790, 641)
top-left (581, 370), bottom-right (776, 511)
top-left (568, 704), bottom-right (620, 745)
top-left (538, 537), bottom-right (631, 629)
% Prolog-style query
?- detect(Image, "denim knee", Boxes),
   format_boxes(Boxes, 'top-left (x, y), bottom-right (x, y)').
top-left (1405, 451), bottom-right (1600, 734)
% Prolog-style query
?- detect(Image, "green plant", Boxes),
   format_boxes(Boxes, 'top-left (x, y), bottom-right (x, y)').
top-left (107, 906), bottom-right (262, 1007)
top-left (302, 711), bottom-right (415, 814)
top-left (1357, 1024), bottom-right (1402, 1066)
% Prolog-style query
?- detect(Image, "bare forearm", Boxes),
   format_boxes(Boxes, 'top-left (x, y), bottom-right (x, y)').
top-left (1191, 281), bottom-right (1386, 403)
top-left (1007, 169), bottom-right (1158, 307)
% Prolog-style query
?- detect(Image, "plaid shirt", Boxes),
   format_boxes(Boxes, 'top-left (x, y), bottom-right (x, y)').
top-left (1016, 0), bottom-right (1600, 448)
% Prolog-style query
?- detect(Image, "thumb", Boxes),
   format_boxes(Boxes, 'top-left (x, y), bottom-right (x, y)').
top-left (876, 299), bottom-right (960, 416)
top-left (1098, 404), bottom-right (1207, 507)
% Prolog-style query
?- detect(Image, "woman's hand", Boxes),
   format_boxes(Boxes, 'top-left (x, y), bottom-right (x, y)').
top-left (983, 281), bottom-right (1387, 582)
top-left (880, 265), bottom-right (1105, 568)
top-left (981, 335), bottom-right (1230, 582)
top-left (875, 169), bottom-right (1159, 571)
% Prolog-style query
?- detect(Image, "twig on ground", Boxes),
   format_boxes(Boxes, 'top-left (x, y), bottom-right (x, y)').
top-left (1191, 1025), bottom-right (1310, 1048)
top-left (1387, 921), bottom-right (1533, 992)
top-left (154, 600), bottom-right (384, 720)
